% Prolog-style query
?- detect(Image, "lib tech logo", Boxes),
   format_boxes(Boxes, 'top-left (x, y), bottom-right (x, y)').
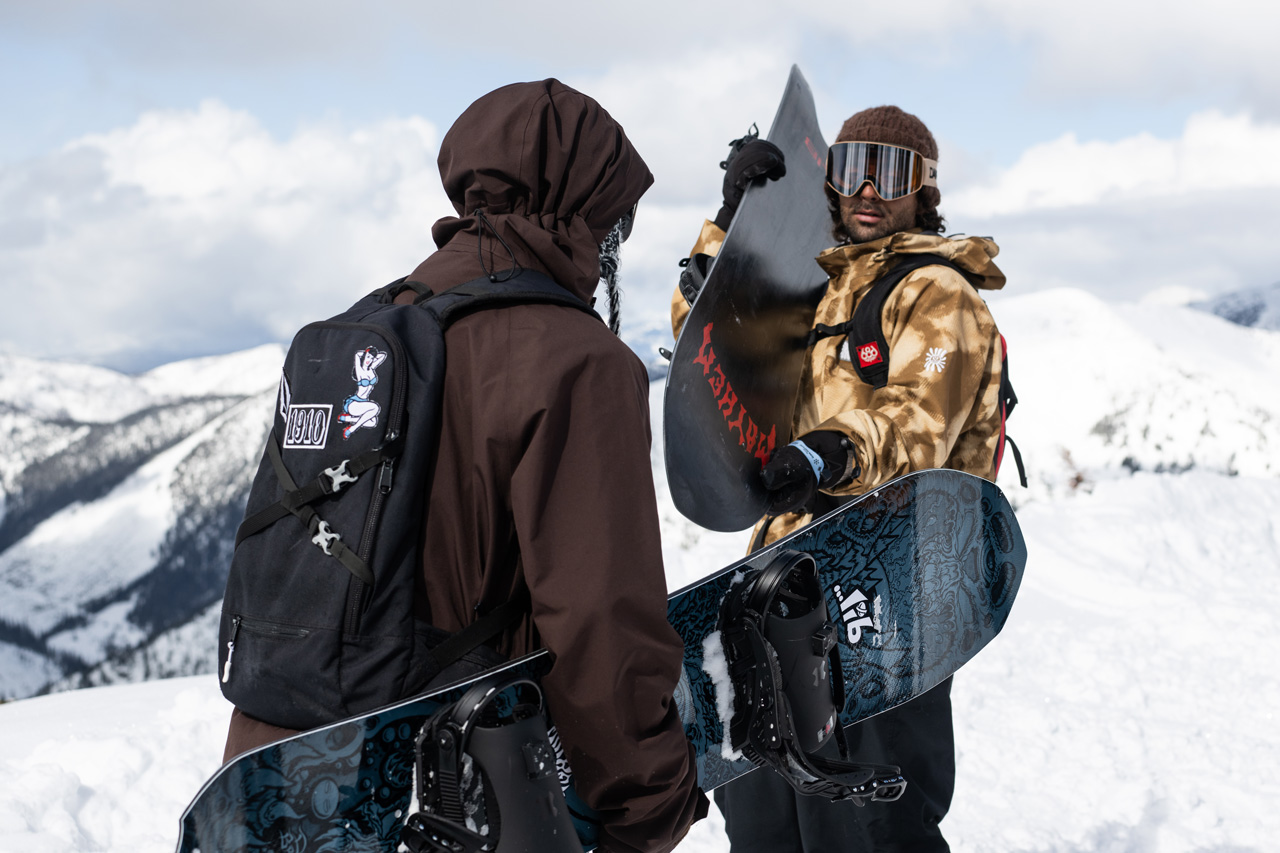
top-left (832, 583), bottom-right (875, 645)
top-left (856, 341), bottom-right (883, 369)
top-left (692, 323), bottom-right (777, 466)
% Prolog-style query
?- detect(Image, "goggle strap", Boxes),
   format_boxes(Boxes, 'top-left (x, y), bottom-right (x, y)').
top-left (922, 158), bottom-right (938, 188)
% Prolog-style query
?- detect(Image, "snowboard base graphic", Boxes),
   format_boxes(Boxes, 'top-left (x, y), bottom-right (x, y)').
top-left (176, 469), bottom-right (1025, 852)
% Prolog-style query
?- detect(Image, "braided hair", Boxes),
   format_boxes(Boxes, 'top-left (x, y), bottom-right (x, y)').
top-left (598, 217), bottom-right (626, 335)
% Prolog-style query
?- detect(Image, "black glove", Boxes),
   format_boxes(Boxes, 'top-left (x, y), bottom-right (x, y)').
top-left (760, 431), bottom-right (856, 516)
top-left (715, 132), bottom-right (786, 231)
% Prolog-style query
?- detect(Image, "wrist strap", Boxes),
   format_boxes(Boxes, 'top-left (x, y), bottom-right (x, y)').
top-left (789, 439), bottom-right (825, 482)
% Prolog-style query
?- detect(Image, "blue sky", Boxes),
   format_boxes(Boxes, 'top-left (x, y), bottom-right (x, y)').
top-left (2, 0), bottom-right (1277, 371)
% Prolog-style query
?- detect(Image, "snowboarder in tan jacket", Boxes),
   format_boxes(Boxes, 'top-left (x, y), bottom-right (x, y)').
top-left (672, 105), bottom-right (1008, 852)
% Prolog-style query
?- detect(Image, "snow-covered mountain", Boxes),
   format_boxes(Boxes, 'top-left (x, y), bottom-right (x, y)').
top-left (0, 346), bottom-right (283, 699)
top-left (1191, 281), bottom-right (1280, 331)
top-left (2, 289), bottom-right (1278, 705)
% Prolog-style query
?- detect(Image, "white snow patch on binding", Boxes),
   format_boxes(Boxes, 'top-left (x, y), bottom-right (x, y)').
top-left (701, 630), bottom-right (741, 761)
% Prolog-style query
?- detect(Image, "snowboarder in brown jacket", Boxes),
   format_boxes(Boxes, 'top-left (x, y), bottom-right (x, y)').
top-left (226, 79), bottom-right (707, 853)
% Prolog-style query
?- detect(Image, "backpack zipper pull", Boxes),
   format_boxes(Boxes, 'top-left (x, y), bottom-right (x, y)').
top-left (222, 616), bottom-right (242, 683)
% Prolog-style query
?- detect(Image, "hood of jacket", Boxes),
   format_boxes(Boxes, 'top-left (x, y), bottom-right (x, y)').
top-left (816, 229), bottom-right (1007, 292)
top-left (424, 79), bottom-right (654, 303)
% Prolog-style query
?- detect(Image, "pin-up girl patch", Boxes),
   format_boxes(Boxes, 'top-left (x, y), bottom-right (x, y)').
top-left (339, 347), bottom-right (387, 439)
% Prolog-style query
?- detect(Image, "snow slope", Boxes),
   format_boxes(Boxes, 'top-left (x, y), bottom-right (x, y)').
top-left (1, 290), bottom-right (1278, 852)
top-left (0, 349), bottom-right (280, 698)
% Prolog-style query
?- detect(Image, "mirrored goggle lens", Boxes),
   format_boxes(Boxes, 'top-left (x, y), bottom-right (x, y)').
top-left (825, 142), bottom-right (937, 200)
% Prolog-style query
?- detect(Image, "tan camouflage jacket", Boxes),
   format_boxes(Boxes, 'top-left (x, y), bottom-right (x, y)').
top-left (671, 220), bottom-right (1007, 547)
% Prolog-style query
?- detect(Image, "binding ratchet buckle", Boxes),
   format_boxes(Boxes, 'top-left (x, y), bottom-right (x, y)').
top-left (718, 550), bottom-right (907, 804)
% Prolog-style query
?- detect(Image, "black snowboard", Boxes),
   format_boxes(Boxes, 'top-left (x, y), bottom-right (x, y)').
top-left (663, 64), bottom-right (832, 532)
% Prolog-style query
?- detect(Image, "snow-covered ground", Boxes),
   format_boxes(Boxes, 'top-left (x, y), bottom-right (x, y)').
top-left (2, 290), bottom-right (1278, 852)
top-left (2, 468), bottom-right (1275, 852)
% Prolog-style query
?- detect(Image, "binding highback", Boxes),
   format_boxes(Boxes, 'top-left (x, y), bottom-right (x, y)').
top-left (718, 550), bottom-right (907, 804)
top-left (402, 673), bottom-right (580, 853)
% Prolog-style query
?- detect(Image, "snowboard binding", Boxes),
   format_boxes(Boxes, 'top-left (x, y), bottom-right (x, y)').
top-left (718, 549), bottom-right (907, 804)
top-left (401, 674), bottom-right (579, 853)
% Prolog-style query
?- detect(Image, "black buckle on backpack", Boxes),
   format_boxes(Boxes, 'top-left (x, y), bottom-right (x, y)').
top-left (718, 550), bottom-right (907, 805)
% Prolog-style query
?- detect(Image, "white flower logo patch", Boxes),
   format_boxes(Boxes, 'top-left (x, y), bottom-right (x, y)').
top-left (924, 347), bottom-right (948, 373)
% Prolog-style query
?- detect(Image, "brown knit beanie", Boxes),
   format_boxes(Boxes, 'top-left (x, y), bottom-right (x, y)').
top-left (833, 105), bottom-right (941, 221)
top-left (836, 105), bottom-right (937, 160)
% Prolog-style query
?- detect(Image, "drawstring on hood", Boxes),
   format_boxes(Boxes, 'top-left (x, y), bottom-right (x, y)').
top-left (476, 210), bottom-right (524, 283)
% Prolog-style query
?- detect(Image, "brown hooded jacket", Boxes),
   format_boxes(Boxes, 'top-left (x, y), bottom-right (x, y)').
top-left (225, 80), bottom-right (706, 853)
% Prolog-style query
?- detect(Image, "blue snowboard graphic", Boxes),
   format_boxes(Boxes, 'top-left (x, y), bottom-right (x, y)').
top-left (176, 468), bottom-right (1025, 852)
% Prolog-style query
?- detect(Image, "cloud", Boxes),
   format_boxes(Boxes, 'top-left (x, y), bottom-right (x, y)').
top-left (947, 111), bottom-right (1280, 218)
top-left (5, 0), bottom-right (1279, 115)
top-left (567, 51), bottom-right (794, 206)
top-left (938, 110), bottom-right (1280, 303)
top-left (0, 48), bottom-right (802, 371)
top-left (4, 51), bottom-right (1275, 374)
top-left (0, 101), bottom-right (452, 370)
top-left (965, 188), bottom-right (1278, 304)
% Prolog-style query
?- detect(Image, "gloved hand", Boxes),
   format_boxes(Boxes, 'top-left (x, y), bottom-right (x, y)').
top-left (760, 431), bottom-right (856, 516)
top-left (715, 134), bottom-right (786, 231)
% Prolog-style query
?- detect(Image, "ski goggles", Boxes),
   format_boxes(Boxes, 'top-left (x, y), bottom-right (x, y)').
top-left (825, 141), bottom-right (938, 200)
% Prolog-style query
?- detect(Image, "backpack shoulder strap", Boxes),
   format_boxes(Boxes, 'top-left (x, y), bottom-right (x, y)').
top-left (422, 270), bottom-right (602, 330)
top-left (807, 253), bottom-right (978, 389)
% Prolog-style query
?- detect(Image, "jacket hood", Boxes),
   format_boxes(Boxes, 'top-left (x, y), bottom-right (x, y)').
top-left (427, 79), bottom-right (654, 302)
top-left (817, 230), bottom-right (1006, 291)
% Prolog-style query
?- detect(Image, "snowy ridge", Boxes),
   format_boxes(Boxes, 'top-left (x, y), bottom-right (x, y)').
top-left (988, 289), bottom-right (1280, 502)
top-left (0, 344), bottom-right (283, 424)
top-left (46, 602), bottom-right (221, 693)
top-left (0, 351), bottom-right (277, 698)
top-left (1191, 280), bottom-right (1280, 331)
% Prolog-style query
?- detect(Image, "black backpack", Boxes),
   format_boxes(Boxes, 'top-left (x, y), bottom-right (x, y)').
top-left (807, 253), bottom-right (1026, 486)
top-left (219, 270), bottom-right (598, 731)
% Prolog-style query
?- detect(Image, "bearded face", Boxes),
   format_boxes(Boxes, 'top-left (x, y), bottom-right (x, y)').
top-left (838, 184), bottom-right (920, 244)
